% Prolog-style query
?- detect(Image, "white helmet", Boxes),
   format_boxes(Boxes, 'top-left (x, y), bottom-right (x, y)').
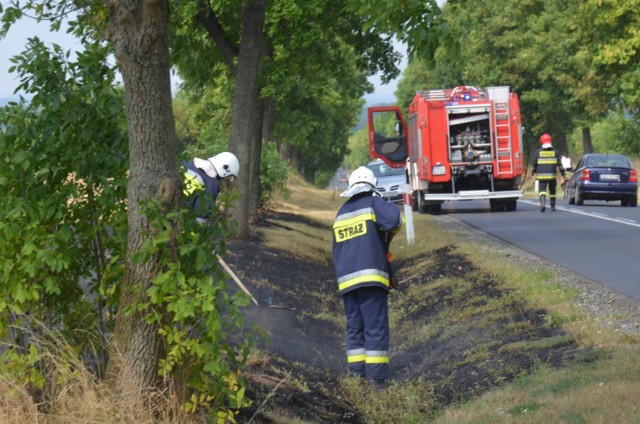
top-left (340, 166), bottom-right (378, 198)
top-left (194, 152), bottom-right (239, 180)
top-left (210, 152), bottom-right (240, 179)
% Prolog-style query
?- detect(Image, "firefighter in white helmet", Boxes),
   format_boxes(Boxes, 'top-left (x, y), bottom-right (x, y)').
top-left (332, 165), bottom-right (405, 390)
top-left (182, 152), bottom-right (239, 224)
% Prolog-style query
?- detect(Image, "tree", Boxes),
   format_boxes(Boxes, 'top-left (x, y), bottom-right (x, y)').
top-left (2, 2), bottom-right (256, 417)
top-left (102, 0), bottom-right (182, 393)
top-left (394, 56), bottom-right (461, 109)
top-left (345, 127), bottom-right (371, 170)
top-left (428, 0), bottom-right (593, 157)
top-left (172, 0), bottom-right (406, 237)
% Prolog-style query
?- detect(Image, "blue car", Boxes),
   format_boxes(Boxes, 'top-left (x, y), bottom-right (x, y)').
top-left (567, 153), bottom-right (637, 207)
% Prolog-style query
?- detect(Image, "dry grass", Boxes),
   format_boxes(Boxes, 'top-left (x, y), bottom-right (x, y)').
top-left (0, 326), bottom-right (200, 424)
top-left (268, 172), bottom-right (343, 227)
top-left (260, 219), bottom-right (332, 265)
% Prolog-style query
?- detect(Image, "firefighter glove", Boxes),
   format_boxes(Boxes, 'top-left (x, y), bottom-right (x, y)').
top-left (387, 252), bottom-right (397, 289)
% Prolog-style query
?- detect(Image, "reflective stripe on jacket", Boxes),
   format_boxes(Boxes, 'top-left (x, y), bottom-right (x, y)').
top-left (182, 160), bottom-right (220, 219)
top-left (532, 147), bottom-right (564, 180)
top-left (332, 192), bottom-right (404, 295)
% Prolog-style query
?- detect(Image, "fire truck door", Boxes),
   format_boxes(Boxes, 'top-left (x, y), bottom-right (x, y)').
top-left (367, 106), bottom-right (408, 167)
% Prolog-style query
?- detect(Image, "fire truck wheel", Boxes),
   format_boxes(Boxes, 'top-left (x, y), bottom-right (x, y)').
top-left (417, 192), bottom-right (429, 214)
top-left (429, 203), bottom-right (442, 213)
top-left (489, 199), bottom-right (505, 212)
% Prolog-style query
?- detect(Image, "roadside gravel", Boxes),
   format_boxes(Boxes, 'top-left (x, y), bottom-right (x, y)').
top-left (435, 214), bottom-right (640, 338)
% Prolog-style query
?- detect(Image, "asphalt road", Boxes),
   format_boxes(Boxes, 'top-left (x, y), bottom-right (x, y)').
top-left (435, 197), bottom-right (640, 299)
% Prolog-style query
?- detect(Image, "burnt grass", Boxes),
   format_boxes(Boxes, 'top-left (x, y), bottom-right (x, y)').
top-left (224, 211), bottom-right (590, 423)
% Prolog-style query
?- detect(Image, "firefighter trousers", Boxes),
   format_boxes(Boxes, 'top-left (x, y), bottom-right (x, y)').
top-left (342, 286), bottom-right (389, 380)
top-left (537, 179), bottom-right (558, 207)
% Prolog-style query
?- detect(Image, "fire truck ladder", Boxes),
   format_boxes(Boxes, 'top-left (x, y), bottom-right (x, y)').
top-left (493, 100), bottom-right (513, 176)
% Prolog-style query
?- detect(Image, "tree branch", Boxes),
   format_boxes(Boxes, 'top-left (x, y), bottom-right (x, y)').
top-left (197, 1), bottom-right (239, 73)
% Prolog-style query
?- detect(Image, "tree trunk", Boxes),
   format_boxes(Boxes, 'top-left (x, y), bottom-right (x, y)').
top-left (279, 141), bottom-right (293, 163)
top-left (555, 132), bottom-right (569, 157)
top-left (292, 148), bottom-right (301, 171)
top-left (262, 97), bottom-right (276, 143)
top-left (228, 0), bottom-right (266, 237)
top-left (249, 99), bottom-right (264, 215)
top-left (105, 0), bottom-right (180, 394)
top-left (582, 127), bottom-right (594, 154)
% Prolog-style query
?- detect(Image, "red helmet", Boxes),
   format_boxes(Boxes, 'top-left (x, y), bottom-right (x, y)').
top-left (539, 133), bottom-right (552, 145)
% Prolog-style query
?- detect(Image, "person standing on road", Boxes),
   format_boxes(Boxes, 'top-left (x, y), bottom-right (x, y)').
top-left (531, 134), bottom-right (566, 212)
top-left (560, 153), bottom-right (572, 172)
top-left (182, 152), bottom-right (239, 224)
top-left (332, 166), bottom-right (405, 390)
top-left (560, 153), bottom-right (573, 199)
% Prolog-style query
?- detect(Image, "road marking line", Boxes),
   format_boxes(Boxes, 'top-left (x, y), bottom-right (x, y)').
top-left (521, 200), bottom-right (640, 229)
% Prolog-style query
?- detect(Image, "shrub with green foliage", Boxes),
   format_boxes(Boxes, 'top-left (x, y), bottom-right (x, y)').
top-left (260, 142), bottom-right (290, 206)
top-left (0, 37), bottom-right (261, 421)
top-left (0, 41), bottom-right (128, 377)
top-left (133, 199), bottom-right (261, 419)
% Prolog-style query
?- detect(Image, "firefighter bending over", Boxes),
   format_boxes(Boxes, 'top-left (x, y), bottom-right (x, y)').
top-left (531, 134), bottom-right (566, 212)
top-left (332, 166), bottom-right (405, 390)
top-left (182, 152), bottom-right (239, 224)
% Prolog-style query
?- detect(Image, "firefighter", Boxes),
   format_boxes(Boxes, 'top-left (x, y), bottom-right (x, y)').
top-left (182, 152), bottom-right (239, 224)
top-left (531, 134), bottom-right (566, 212)
top-left (332, 166), bottom-right (405, 390)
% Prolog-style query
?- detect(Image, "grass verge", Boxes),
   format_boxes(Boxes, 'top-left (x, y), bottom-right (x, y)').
top-left (264, 171), bottom-right (640, 424)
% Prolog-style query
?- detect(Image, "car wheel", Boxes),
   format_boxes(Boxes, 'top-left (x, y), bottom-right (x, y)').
top-left (631, 196), bottom-right (638, 207)
top-left (575, 190), bottom-right (584, 206)
top-left (505, 199), bottom-right (517, 211)
top-left (621, 197), bottom-right (629, 207)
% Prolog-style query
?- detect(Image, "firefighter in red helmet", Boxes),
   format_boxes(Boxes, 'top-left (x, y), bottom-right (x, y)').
top-left (531, 134), bottom-right (567, 212)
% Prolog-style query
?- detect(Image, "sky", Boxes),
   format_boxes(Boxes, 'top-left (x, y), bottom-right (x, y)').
top-left (0, 17), bottom-right (81, 98)
top-left (0, 16), bottom-right (406, 101)
top-left (365, 42), bottom-right (407, 103)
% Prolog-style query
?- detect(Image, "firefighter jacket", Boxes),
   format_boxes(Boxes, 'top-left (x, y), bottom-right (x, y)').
top-left (332, 192), bottom-right (405, 295)
top-left (531, 147), bottom-right (565, 180)
top-left (182, 160), bottom-right (221, 221)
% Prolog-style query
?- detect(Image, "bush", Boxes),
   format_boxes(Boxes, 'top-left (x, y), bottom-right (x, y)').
top-left (260, 142), bottom-right (290, 206)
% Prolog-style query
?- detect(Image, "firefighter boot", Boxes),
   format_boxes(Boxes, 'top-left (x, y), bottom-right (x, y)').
top-left (550, 198), bottom-right (556, 212)
top-left (539, 194), bottom-right (546, 213)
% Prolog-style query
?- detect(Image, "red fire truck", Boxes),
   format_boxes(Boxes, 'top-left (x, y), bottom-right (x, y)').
top-left (368, 85), bottom-right (525, 213)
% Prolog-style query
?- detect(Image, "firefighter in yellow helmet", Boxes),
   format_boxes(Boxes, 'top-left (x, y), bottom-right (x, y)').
top-left (531, 134), bottom-right (566, 212)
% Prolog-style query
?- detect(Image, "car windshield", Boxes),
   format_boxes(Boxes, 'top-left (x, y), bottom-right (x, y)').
top-left (367, 162), bottom-right (405, 178)
top-left (585, 155), bottom-right (631, 168)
